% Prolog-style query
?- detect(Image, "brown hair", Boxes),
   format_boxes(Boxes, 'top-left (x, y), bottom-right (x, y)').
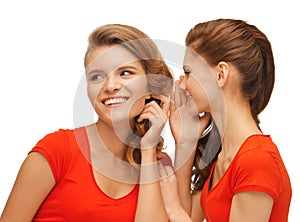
top-left (85, 24), bottom-right (173, 165)
top-left (186, 19), bottom-right (275, 191)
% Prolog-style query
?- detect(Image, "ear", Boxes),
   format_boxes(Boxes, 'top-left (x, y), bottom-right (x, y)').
top-left (215, 61), bottom-right (229, 88)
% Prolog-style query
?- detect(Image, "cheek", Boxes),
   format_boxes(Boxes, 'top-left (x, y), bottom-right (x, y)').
top-left (188, 80), bottom-right (210, 112)
top-left (194, 88), bottom-right (209, 108)
top-left (126, 80), bottom-right (148, 117)
top-left (87, 84), bottom-right (102, 107)
top-left (127, 78), bottom-right (148, 101)
top-left (129, 77), bottom-right (148, 95)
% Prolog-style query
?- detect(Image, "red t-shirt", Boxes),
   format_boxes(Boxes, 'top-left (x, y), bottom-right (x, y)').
top-left (30, 127), bottom-right (139, 221)
top-left (201, 135), bottom-right (292, 222)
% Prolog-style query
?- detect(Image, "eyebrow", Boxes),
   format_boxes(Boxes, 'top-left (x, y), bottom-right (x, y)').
top-left (183, 65), bottom-right (190, 71)
top-left (116, 64), bottom-right (139, 71)
top-left (87, 69), bottom-right (105, 76)
top-left (87, 64), bottom-right (139, 76)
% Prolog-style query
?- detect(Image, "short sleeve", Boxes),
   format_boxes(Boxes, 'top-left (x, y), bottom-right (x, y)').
top-left (29, 129), bottom-right (71, 183)
top-left (159, 152), bottom-right (173, 167)
top-left (232, 149), bottom-right (282, 201)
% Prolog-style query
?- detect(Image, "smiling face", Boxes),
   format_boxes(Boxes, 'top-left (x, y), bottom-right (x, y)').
top-left (86, 45), bottom-right (149, 126)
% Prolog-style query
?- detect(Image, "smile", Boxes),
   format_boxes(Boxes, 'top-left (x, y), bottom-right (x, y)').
top-left (102, 97), bottom-right (129, 106)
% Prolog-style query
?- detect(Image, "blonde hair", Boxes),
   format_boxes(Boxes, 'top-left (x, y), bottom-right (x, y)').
top-left (85, 24), bottom-right (173, 165)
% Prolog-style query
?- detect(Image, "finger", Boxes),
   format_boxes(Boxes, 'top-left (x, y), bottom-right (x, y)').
top-left (161, 100), bottom-right (170, 114)
top-left (199, 113), bottom-right (213, 138)
top-left (150, 94), bottom-right (170, 112)
top-left (164, 165), bottom-right (174, 177)
top-left (142, 103), bottom-right (165, 116)
top-left (178, 75), bottom-right (185, 87)
top-left (137, 109), bottom-right (166, 128)
top-left (179, 87), bottom-right (187, 106)
top-left (137, 111), bottom-right (154, 123)
top-left (144, 100), bottom-right (162, 111)
top-left (143, 100), bottom-right (169, 120)
top-left (174, 83), bottom-right (182, 107)
top-left (199, 112), bottom-right (211, 128)
top-left (177, 75), bottom-right (184, 85)
top-left (158, 162), bottom-right (167, 179)
top-left (169, 102), bottom-right (176, 114)
top-left (174, 82), bottom-right (188, 106)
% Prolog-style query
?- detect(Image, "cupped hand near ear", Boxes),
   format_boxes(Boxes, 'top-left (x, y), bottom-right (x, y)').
top-left (169, 82), bottom-right (211, 146)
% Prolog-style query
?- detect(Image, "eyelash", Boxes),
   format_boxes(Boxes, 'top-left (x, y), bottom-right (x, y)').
top-left (89, 70), bottom-right (134, 81)
top-left (184, 71), bottom-right (190, 76)
top-left (120, 70), bottom-right (133, 76)
top-left (90, 74), bottom-right (105, 81)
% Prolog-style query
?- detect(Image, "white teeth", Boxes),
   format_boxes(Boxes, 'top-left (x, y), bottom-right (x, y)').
top-left (104, 97), bottom-right (127, 105)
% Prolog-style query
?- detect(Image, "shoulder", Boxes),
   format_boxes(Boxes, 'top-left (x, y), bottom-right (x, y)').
top-left (35, 128), bottom-right (86, 150)
top-left (36, 128), bottom-right (74, 144)
top-left (159, 152), bottom-right (173, 167)
top-left (30, 128), bottom-right (86, 182)
top-left (232, 135), bottom-right (285, 199)
top-left (235, 134), bottom-right (282, 167)
top-left (33, 128), bottom-right (75, 158)
top-left (239, 134), bottom-right (277, 152)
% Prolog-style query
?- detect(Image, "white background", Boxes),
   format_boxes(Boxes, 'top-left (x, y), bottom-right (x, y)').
top-left (0, 0), bottom-right (299, 220)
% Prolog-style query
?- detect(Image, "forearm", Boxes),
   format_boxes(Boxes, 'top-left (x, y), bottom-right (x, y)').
top-left (166, 204), bottom-right (193, 222)
top-left (135, 150), bottom-right (168, 222)
top-left (174, 143), bottom-right (197, 215)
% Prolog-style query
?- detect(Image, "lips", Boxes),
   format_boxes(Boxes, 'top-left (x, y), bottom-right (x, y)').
top-left (102, 97), bottom-right (129, 106)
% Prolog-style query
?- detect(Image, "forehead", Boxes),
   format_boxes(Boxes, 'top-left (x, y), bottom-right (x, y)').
top-left (86, 45), bottom-right (143, 73)
top-left (183, 47), bottom-right (221, 97)
top-left (184, 48), bottom-right (204, 65)
top-left (183, 48), bottom-right (214, 81)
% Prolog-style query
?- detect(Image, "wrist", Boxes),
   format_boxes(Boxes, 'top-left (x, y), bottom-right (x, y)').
top-left (175, 141), bottom-right (198, 149)
top-left (139, 161), bottom-right (159, 184)
top-left (140, 148), bottom-right (157, 164)
top-left (167, 203), bottom-right (190, 222)
top-left (174, 144), bottom-right (196, 172)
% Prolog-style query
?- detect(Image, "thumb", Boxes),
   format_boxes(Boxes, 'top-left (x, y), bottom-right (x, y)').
top-left (169, 102), bottom-right (176, 114)
top-left (198, 112), bottom-right (212, 138)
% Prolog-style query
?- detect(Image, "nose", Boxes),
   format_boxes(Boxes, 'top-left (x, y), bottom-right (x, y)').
top-left (103, 74), bottom-right (122, 93)
top-left (178, 75), bottom-right (187, 89)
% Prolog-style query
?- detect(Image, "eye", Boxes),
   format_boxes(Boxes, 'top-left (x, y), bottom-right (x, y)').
top-left (184, 70), bottom-right (191, 76)
top-left (90, 74), bottom-right (106, 81)
top-left (120, 70), bottom-right (133, 76)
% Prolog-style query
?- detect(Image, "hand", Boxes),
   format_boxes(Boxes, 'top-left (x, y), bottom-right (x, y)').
top-left (137, 94), bottom-right (170, 153)
top-left (159, 164), bottom-right (194, 222)
top-left (169, 78), bottom-right (211, 145)
top-left (158, 165), bottom-right (182, 214)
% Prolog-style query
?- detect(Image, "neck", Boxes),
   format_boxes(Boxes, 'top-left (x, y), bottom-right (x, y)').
top-left (95, 120), bottom-right (129, 160)
top-left (218, 98), bottom-right (262, 159)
